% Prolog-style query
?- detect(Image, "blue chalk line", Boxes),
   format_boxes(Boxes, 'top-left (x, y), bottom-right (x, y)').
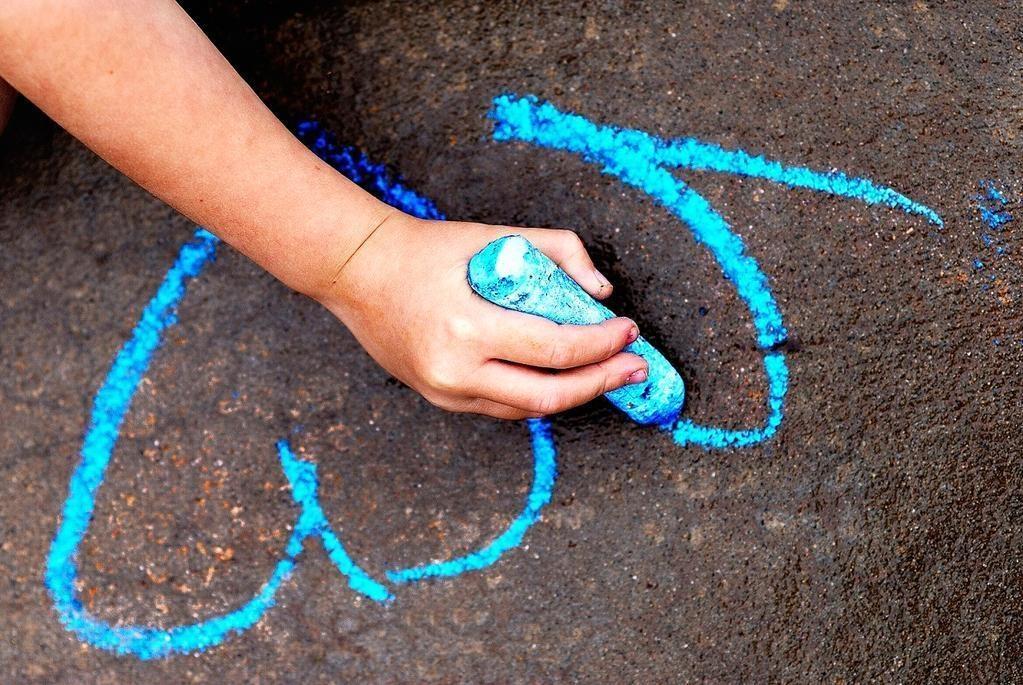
top-left (47, 97), bottom-right (942, 658)
top-left (386, 418), bottom-right (556, 583)
top-left (490, 93), bottom-right (940, 447)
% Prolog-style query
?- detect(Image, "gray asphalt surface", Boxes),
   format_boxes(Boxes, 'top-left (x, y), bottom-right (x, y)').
top-left (3, 1), bottom-right (1023, 682)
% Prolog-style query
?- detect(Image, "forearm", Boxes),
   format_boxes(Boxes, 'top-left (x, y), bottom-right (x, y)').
top-left (0, 0), bottom-right (388, 296)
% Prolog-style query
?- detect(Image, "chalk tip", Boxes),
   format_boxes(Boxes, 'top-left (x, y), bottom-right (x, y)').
top-left (468, 234), bottom-right (535, 298)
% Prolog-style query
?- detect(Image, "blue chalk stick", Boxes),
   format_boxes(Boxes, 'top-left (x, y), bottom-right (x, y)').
top-left (467, 235), bottom-right (685, 425)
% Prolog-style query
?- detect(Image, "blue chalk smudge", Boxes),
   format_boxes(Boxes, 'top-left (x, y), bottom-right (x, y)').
top-left (466, 235), bottom-right (685, 425)
top-left (980, 206), bottom-right (1012, 231)
top-left (971, 181), bottom-right (1014, 290)
top-left (984, 182), bottom-right (1007, 204)
top-left (386, 418), bottom-right (556, 582)
top-left (975, 181), bottom-right (1012, 231)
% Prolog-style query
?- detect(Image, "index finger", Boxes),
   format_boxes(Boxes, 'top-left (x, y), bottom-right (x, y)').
top-left (481, 304), bottom-right (639, 370)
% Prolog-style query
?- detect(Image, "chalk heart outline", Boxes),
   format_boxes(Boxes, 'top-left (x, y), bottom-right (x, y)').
top-left (44, 94), bottom-right (941, 659)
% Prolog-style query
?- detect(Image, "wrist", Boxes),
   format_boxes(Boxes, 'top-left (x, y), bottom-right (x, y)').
top-left (292, 197), bottom-right (399, 303)
top-left (311, 208), bottom-right (426, 320)
top-left (230, 159), bottom-right (396, 301)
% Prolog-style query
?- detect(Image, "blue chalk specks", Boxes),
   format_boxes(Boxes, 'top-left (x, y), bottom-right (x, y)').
top-left (976, 181), bottom-right (1012, 231)
top-left (971, 181), bottom-right (1015, 297)
top-left (467, 235), bottom-right (685, 425)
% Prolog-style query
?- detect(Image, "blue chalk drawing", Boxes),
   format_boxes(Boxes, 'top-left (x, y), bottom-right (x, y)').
top-left (47, 96), bottom-right (942, 658)
top-left (490, 94), bottom-right (940, 448)
top-left (46, 131), bottom-right (557, 658)
top-left (43, 228), bottom-right (395, 659)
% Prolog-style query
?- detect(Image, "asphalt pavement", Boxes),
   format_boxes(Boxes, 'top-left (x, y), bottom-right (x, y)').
top-left (2, 1), bottom-right (1023, 682)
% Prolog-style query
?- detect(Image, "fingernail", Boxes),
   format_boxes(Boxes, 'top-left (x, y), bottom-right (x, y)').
top-left (626, 325), bottom-right (639, 344)
top-left (592, 269), bottom-right (612, 292)
top-left (626, 368), bottom-right (648, 385)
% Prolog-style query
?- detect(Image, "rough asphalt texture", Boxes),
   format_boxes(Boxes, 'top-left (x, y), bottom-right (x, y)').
top-left (3, 1), bottom-right (1023, 682)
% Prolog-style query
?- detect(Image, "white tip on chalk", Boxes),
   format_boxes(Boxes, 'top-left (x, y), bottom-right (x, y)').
top-left (493, 235), bottom-right (530, 279)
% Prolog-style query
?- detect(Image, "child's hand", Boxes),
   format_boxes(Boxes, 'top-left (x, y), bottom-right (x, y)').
top-left (317, 211), bottom-right (648, 420)
top-left (0, 4), bottom-right (644, 421)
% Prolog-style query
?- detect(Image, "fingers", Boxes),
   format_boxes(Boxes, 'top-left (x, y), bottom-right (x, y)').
top-left (470, 353), bottom-right (648, 415)
top-left (522, 228), bottom-right (614, 300)
top-left (485, 308), bottom-right (639, 369)
top-left (462, 398), bottom-right (537, 421)
top-left (422, 393), bottom-right (537, 421)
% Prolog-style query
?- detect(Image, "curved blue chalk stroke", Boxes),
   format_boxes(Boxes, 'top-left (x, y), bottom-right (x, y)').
top-left (386, 418), bottom-right (557, 583)
top-left (490, 94), bottom-right (787, 350)
top-left (276, 440), bottom-right (392, 602)
top-left (490, 93), bottom-right (941, 447)
top-left (47, 132), bottom-right (555, 658)
top-left (295, 120), bottom-right (445, 221)
top-left (672, 352), bottom-right (788, 449)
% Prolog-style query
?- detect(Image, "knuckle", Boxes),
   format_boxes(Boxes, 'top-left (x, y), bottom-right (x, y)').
top-left (423, 364), bottom-right (461, 393)
top-left (558, 229), bottom-right (585, 251)
top-left (443, 315), bottom-right (477, 343)
top-left (546, 339), bottom-right (575, 369)
top-left (532, 391), bottom-right (565, 416)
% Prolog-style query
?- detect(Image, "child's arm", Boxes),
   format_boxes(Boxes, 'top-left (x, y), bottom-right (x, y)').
top-left (0, 0), bottom-right (647, 419)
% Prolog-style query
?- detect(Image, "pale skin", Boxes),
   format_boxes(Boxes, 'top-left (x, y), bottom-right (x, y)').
top-left (0, 1), bottom-right (648, 420)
